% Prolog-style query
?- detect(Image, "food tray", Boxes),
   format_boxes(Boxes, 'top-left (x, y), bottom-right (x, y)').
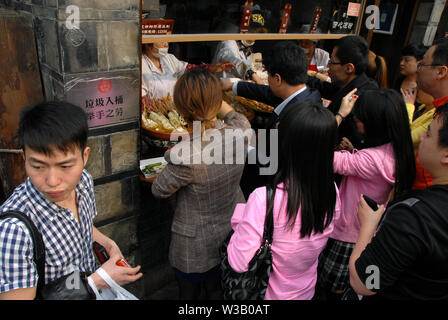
top-left (140, 157), bottom-right (167, 179)
top-left (227, 93), bottom-right (274, 114)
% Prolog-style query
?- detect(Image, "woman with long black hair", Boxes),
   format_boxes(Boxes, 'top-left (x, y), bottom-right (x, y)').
top-left (227, 101), bottom-right (342, 299)
top-left (316, 88), bottom-right (416, 300)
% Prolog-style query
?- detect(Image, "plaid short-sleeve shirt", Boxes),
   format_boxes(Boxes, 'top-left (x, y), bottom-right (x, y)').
top-left (0, 170), bottom-right (98, 293)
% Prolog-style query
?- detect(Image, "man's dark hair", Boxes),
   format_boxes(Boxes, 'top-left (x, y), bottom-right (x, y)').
top-left (262, 41), bottom-right (308, 85)
top-left (432, 37), bottom-right (448, 66)
top-left (401, 43), bottom-right (427, 60)
top-left (18, 101), bottom-right (88, 156)
top-left (334, 35), bottom-right (369, 75)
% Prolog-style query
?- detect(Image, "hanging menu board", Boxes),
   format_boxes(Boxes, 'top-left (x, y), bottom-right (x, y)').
top-left (142, 19), bottom-right (175, 35)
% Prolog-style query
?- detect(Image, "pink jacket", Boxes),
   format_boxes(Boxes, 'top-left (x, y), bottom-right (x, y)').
top-left (332, 143), bottom-right (395, 243)
top-left (227, 184), bottom-right (341, 300)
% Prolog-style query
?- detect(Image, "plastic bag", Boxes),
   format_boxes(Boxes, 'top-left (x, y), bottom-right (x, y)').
top-left (87, 268), bottom-right (139, 300)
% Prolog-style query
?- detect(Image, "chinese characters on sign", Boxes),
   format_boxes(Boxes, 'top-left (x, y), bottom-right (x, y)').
top-left (347, 2), bottom-right (361, 17)
top-left (84, 95), bottom-right (124, 122)
top-left (141, 19), bottom-right (174, 35)
top-left (329, 9), bottom-right (355, 34)
top-left (331, 19), bottom-right (354, 32)
top-left (66, 75), bottom-right (139, 128)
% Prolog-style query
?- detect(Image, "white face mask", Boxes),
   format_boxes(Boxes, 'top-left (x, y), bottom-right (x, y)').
top-left (153, 47), bottom-right (168, 58)
top-left (241, 40), bottom-right (255, 47)
top-left (300, 47), bottom-right (310, 55)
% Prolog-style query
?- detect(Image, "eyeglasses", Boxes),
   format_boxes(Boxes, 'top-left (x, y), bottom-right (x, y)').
top-left (417, 63), bottom-right (443, 70)
top-left (328, 60), bottom-right (344, 65)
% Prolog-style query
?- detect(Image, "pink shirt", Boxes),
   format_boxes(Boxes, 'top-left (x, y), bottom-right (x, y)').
top-left (227, 184), bottom-right (341, 300)
top-left (332, 143), bottom-right (395, 243)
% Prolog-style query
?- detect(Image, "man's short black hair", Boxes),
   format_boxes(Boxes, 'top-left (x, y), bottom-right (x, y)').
top-left (432, 37), bottom-right (448, 66)
top-left (401, 43), bottom-right (427, 60)
top-left (262, 41), bottom-right (308, 85)
top-left (18, 101), bottom-right (88, 156)
top-left (334, 35), bottom-right (369, 75)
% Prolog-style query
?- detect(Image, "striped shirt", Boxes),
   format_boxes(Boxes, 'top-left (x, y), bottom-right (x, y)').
top-left (0, 170), bottom-right (98, 293)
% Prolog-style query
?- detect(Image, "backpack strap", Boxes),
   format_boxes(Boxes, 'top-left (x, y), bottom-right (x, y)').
top-left (0, 211), bottom-right (46, 293)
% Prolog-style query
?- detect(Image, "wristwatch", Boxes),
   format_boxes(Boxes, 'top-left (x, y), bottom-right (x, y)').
top-left (245, 69), bottom-right (255, 80)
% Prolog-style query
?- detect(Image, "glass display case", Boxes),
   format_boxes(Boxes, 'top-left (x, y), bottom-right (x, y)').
top-left (141, 0), bottom-right (367, 43)
top-left (139, 0), bottom-right (368, 161)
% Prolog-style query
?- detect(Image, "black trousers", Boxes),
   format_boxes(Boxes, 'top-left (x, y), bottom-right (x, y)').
top-left (175, 275), bottom-right (223, 300)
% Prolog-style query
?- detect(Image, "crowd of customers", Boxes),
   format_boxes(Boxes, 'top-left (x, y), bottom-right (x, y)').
top-left (1, 35), bottom-right (447, 300)
top-left (153, 36), bottom-right (448, 300)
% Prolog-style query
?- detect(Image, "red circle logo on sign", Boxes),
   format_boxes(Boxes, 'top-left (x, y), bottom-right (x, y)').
top-left (97, 79), bottom-right (112, 94)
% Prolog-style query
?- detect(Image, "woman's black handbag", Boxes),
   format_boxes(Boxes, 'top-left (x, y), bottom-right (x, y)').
top-left (0, 210), bottom-right (95, 300)
top-left (220, 184), bottom-right (275, 300)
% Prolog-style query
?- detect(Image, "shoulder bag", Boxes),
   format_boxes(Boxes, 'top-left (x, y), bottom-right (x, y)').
top-left (220, 184), bottom-right (275, 300)
top-left (0, 210), bottom-right (95, 300)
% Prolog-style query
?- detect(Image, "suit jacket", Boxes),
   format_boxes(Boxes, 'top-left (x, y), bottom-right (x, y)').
top-left (307, 73), bottom-right (378, 149)
top-left (152, 111), bottom-right (251, 273)
top-left (236, 82), bottom-right (322, 129)
top-left (235, 82), bottom-right (322, 197)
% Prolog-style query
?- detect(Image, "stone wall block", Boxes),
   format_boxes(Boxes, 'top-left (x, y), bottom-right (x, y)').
top-left (96, 215), bottom-right (138, 258)
top-left (85, 135), bottom-right (105, 179)
top-left (45, 0), bottom-right (58, 8)
top-left (59, 20), bottom-right (98, 73)
top-left (58, 0), bottom-right (138, 10)
top-left (110, 129), bottom-right (138, 174)
top-left (98, 21), bottom-right (139, 71)
top-left (94, 179), bottom-right (134, 222)
top-left (33, 17), bottom-right (60, 73)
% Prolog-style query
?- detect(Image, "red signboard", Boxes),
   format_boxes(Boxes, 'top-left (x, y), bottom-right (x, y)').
top-left (142, 19), bottom-right (175, 35)
top-left (239, 1), bottom-right (254, 33)
top-left (279, 4), bottom-right (292, 34)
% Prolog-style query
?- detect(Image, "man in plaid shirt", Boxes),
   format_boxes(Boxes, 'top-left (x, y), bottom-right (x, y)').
top-left (0, 101), bottom-right (143, 299)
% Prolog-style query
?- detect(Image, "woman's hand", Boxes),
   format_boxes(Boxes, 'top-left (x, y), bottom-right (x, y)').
top-left (338, 88), bottom-right (359, 119)
top-left (209, 61), bottom-right (235, 73)
top-left (339, 137), bottom-right (354, 152)
top-left (401, 87), bottom-right (417, 105)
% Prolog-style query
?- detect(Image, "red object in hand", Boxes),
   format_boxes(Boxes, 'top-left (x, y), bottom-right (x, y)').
top-left (116, 258), bottom-right (131, 268)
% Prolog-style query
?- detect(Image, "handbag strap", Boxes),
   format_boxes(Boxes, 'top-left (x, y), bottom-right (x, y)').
top-left (0, 211), bottom-right (46, 293)
top-left (263, 184), bottom-right (275, 244)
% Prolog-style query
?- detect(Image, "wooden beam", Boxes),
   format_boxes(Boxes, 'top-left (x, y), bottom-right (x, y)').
top-left (404, 0), bottom-right (420, 45)
top-left (142, 33), bottom-right (347, 44)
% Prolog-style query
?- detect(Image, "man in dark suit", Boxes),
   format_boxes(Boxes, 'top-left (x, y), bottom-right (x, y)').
top-left (222, 41), bottom-right (321, 198)
top-left (307, 35), bottom-right (378, 150)
top-left (223, 41), bottom-right (321, 130)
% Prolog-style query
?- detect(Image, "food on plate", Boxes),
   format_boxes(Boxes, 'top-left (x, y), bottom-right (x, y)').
top-left (141, 162), bottom-right (167, 175)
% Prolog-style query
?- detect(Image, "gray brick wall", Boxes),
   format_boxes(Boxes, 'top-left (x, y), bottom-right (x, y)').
top-left (0, 0), bottom-right (151, 298)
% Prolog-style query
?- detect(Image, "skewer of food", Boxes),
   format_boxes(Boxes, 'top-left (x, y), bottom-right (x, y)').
top-left (141, 94), bottom-right (189, 136)
top-left (224, 91), bottom-right (274, 114)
